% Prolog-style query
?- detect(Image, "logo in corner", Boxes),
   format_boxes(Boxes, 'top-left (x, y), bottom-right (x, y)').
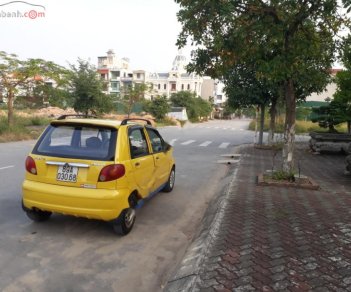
top-left (0, 1), bottom-right (46, 20)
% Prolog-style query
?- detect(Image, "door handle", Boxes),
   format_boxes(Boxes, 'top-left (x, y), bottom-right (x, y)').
top-left (155, 157), bottom-right (160, 160)
top-left (135, 162), bottom-right (140, 166)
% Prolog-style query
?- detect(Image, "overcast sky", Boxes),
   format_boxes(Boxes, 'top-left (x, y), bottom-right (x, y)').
top-left (0, 0), bottom-right (190, 72)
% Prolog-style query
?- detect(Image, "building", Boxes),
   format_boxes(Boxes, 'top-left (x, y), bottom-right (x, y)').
top-left (97, 49), bottom-right (227, 104)
top-left (201, 77), bottom-right (227, 105)
top-left (306, 68), bottom-right (342, 102)
top-left (147, 51), bottom-right (203, 99)
top-left (97, 49), bottom-right (133, 95)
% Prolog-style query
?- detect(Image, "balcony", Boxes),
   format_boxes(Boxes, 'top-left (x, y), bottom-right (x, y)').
top-left (120, 77), bottom-right (133, 82)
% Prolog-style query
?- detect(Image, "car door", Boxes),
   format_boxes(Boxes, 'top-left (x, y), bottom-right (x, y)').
top-left (145, 128), bottom-right (171, 189)
top-left (128, 126), bottom-right (156, 198)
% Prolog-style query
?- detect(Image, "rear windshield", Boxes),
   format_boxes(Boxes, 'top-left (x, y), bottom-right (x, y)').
top-left (32, 123), bottom-right (117, 161)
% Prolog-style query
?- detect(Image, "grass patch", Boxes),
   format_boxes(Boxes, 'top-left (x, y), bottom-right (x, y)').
top-left (249, 119), bottom-right (348, 134)
top-left (0, 115), bottom-right (50, 142)
top-left (156, 117), bottom-right (179, 127)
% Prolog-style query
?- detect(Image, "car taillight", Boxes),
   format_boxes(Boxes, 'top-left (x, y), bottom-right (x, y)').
top-left (98, 164), bottom-right (125, 182)
top-left (25, 156), bottom-right (37, 175)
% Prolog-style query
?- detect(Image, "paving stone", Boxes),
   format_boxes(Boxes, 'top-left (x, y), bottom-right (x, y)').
top-left (199, 288), bottom-right (216, 292)
top-left (164, 144), bottom-right (351, 292)
top-left (235, 267), bottom-right (254, 278)
top-left (201, 278), bottom-right (220, 289)
top-left (232, 284), bottom-right (255, 292)
top-left (271, 280), bottom-right (290, 290)
top-left (271, 272), bottom-right (288, 282)
top-left (269, 265), bottom-right (285, 273)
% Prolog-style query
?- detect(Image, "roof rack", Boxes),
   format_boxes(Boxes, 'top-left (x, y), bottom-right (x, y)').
top-left (57, 114), bottom-right (97, 120)
top-left (120, 118), bottom-right (152, 126)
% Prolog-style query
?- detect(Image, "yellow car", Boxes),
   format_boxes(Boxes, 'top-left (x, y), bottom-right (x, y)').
top-left (22, 116), bottom-right (176, 235)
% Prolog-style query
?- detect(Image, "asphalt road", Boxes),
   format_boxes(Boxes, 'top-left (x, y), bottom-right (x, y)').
top-left (0, 119), bottom-right (254, 292)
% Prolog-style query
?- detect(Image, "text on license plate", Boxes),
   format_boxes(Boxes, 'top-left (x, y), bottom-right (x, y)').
top-left (57, 164), bottom-right (78, 182)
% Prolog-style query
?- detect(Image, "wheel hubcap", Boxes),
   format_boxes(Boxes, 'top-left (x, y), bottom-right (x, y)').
top-left (125, 209), bottom-right (135, 229)
top-left (169, 170), bottom-right (175, 188)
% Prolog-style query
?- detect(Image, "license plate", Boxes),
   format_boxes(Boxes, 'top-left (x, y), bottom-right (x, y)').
top-left (57, 164), bottom-right (78, 182)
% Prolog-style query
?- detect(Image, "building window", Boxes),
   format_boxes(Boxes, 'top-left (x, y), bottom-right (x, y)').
top-left (217, 95), bottom-right (223, 101)
top-left (187, 84), bottom-right (190, 90)
top-left (181, 84), bottom-right (184, 90)
top-left (195, 82), bottom-right (197, 91)
top-left (164, 84), bottom-right (167, 90)
top-left (137, 73), bottom-right (141, 79)
top-left (158, 84), bottom-right (161, 90)
top-left (111, 71), bottom-right (120, 79)
top-left (101, 73), bottom-right (107, 80)
top-left (171, 83), bottom-right (176, 91)
top-left (111, 81), bottom-right (120, 92)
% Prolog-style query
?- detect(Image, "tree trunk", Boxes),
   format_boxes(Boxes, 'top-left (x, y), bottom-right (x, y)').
top-left (258, 103), bottom-right (265, 145)
top-left (282, 79), bottom-right (296, 172)
top-left (7, 91), bottom-right (14, 126)
top-left (254, 106), bottom-right (259, 144)
top-left (348, 121), bottom-right (351, 134)
top-left (268, 97), bottom-right (277, 145)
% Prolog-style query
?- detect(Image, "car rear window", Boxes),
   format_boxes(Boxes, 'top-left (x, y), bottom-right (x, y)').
top-left (32, 124), bottom-right (117, 161)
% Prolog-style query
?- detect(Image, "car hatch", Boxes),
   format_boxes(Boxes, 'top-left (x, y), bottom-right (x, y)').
top-left (28, 122), bottom-right (118, 190)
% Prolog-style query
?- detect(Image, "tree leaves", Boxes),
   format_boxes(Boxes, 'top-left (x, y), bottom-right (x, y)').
top-left (69, 59), bottom-right (114, 116)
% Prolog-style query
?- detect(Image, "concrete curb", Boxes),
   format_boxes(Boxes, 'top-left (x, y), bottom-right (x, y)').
top-left (164, 146), bottom-right (244, 292)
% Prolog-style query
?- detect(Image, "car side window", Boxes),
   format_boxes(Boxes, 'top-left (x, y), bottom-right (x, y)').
top-left (129, 128), bottom-right (150, 159)
top-left (146, 129), bottom-right (164, 153)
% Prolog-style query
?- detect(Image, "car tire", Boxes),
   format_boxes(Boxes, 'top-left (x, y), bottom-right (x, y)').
top-left (162, 167), bottom-right (175, 193)
top-left (25, 209), bottom-right (52, 222)
top-left (113, 208), bottom-right (136, 236)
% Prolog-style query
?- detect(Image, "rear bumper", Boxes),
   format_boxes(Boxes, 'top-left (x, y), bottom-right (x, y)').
top-left (22, 180), bottom-right (130, 221)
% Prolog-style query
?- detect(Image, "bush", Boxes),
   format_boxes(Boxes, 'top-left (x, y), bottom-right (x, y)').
top-left (156, 117), bottom-right (178, 127)
top-left (170, 91), bottom-right (212, 122)
top-left (249, 118), bottom-right (348, 134)
top-left (147, 96), bottom-right (170, 120)
top-left (0, 115), bottom-right (50, 142)
top-left (30, 116), bottom-right (51, 126)
top-left (271, 170), bottom-right (295, 181)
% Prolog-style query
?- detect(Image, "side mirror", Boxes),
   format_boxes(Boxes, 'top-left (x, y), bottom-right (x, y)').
top-left (164, 142), bottom-right (172, 152)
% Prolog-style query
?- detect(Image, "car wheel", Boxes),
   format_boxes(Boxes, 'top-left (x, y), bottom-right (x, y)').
top-left (162, 167), bottom-right (175, 193)
top-left (25, 209), bottom-right (52, 222)
top-left (113, 208), bottom-right (136, 236)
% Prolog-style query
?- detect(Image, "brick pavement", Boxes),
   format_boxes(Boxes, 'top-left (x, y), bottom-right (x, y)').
top-left (165, 144), bottom-right (351, 291)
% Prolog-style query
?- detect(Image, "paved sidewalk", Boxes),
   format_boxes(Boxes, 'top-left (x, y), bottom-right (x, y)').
top-left (165, 144), bottom-right (351, 291)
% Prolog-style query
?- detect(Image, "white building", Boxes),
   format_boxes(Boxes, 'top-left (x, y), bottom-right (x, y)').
top-left (97, 49), bottom-right (133, 95)
top-left (96, 49), bottom-right (227, 103)
top-left (147, 51), bottom-right (203, 99)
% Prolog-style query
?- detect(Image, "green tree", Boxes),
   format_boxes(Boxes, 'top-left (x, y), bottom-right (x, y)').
top-left (119, 83), bottom-right (148, 117)
top-left (0, 51), bottom-right (66, 125)
top-left (193, 97), bottom-right (213, 120)
top-left (170, 91), bottom-right (212, 121)
top-left (330, 35), bottom-right (351, 132)
top-left (70, 59), bottom-right (114, 116)
top-left (170, 90), bottom-right (196, 109)
top-left (310, 100), bottom-right (346, 132)
top-left (224, 63), bottom-right (280, 145)
top-left (175, 0), bottom-right (348, 171)
top-left (18, 81), bottom-right (73, 109)
top-left (146, 95), bottom-right (170, 120)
